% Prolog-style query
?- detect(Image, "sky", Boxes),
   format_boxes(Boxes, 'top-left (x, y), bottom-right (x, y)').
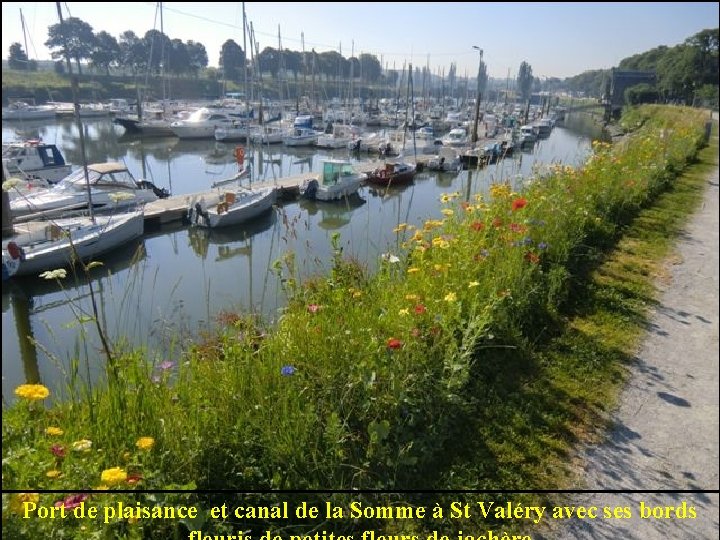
top-left (2, 2), bottom-right (718, 79)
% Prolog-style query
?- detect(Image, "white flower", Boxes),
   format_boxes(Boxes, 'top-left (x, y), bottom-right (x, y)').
top-left (39, 268), bottom-right (67, 280)
top-left (380, 253), bottom-right (400, 264)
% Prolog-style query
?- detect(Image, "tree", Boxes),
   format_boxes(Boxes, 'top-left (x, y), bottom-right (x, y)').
top-left (143, 29), bottom-right (171, 75)
top-left (91, 31), bottom-right (120, 75)
top-left (624, 83), bottom-right (658, 105)
top-left (167, 39), bottom-right (189, 76)
top-left (359, 53), bottom-right (382, 82)
top-left (186, 41), bottom-right (208, 77)
top-left (118, 31), bottom-right (147, 74)
top-left (517, 61), bottom-right (533, 102)
top-left (8, 42), bottom-right (29, 70)
top-left (220, 40), bottom-right (244, 82)
top-left (45, 16), bottom-right (96, 75)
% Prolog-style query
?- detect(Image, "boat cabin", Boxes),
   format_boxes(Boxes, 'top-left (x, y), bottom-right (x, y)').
top-left (321, 160), bottom-right (356, 185)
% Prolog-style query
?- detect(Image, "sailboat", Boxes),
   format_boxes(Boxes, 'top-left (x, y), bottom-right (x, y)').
top-left (1, 3), bottom-right (145, 280)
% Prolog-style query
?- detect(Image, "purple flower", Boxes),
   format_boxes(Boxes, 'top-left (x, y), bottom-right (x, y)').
top-left (158, 361), bottom-right (176, 371)
top-left (522, 237), bottom-right (533, 246)
top-left (281, 365), bottom-right (297, 376)
top-left (538, 242), bottom-right (548, 250)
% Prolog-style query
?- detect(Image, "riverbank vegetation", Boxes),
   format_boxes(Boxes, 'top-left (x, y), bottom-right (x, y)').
top-left (2, 105), bottom-right (713, 538)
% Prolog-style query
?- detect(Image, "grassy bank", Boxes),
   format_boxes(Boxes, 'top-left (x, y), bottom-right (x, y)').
top-left (2, 106), bottom-right (713, 537)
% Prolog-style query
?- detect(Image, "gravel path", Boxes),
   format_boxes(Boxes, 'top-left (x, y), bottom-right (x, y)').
top-left (546, 136), bottom-right (719, 539)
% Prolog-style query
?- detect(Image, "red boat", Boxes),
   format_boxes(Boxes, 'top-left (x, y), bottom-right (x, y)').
top-left (366, 161), bottom-right (416, 186)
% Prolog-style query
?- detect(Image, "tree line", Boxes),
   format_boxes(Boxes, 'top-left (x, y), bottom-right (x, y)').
top-left (564, 28), bottom-right (718, 106)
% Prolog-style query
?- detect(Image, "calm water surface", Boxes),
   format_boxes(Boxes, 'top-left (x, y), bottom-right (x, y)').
top-left (2, 114), bottom-right (604, 401)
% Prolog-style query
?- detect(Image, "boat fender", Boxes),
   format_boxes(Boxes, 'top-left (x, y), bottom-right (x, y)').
top-left (7, 241), bottom-right (25, 261)
top-left (304, 179), bottom-right (319, 200)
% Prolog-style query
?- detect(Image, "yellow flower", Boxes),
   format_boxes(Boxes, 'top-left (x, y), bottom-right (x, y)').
top-left (441, 208), bottom-right (454, 217)
top-left (352, 291), bottom-right (362, 299)
top-left (71, 439), bottom-right (93, 452)
top-left (14, 384), bottom-right (50, 401)
top-left (100, 467), bottom-right (127, 486)
top-left (407, 267), bottom-right (420, 273)
top-left (468, 281), bottom-right (480, 288)
top-left (9, 493), bottom-right (39, 514)
top-left (405, 294), bottom-right (419, 301)
top-left (45, 426), bottom-right (64, 436)
top-left (440, 193), bottom-right (451, 203)
top-left (444, 292), bottom-right (457, 303)
top-left (398, 308), bottom-right (410, 316)
top-left (136, 437), bottom-right (155, 451)
top-left (46, 470), bottom-right (62, 479)
top-left (95, 484), bottom-right (109, 490)
top-left (392, 223), bottom-right (408, 233)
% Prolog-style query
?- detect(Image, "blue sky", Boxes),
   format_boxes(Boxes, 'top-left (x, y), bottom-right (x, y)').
top-left (2, 2), bottom-right (718, 78)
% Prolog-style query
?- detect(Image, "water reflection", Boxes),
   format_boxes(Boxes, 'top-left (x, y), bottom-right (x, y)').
top-left (187, 209), bottom-right (277, 261)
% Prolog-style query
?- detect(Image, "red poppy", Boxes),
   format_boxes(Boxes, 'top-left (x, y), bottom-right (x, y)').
top-left (386, 337), bottom-right (403, 350)
top-left (126, 473), bottom-right (144, 485)
top-left (414, 304), bottom-right (427, 315)
top-left (511, 197), bottom-right (528, 211)
top-left (470, 221), bottom-right (485, 231)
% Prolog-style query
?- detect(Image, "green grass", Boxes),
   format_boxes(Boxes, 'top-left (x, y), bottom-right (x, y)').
top-left (2, 106), bottom-right (715, 538)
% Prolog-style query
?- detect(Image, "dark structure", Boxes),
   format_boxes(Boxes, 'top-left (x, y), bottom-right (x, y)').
top-left (608, 69), bottom-right (656, 117)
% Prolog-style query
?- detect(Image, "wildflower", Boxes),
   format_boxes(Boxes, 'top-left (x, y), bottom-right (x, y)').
top-left (14, 384), bottom-right (50, 401)
top-left (100, 467), bottom-right (127, 486)
top-left (46, 470), bottom-right (62, 479)
top-left (522, 237), bottom-right (533, 246)
top-left (525, 252), bottom-right (540, 264)
top-left (281, 365), bottom-right (297, 376)
top-left (414, 304), bottom-right (427, 315)
top-left (135, 437), bottom-right (155, 451)
top-left (407, 267), bottom-right (420, 273)
top-left (10, 493), bottom-right (39, 514)
top-left (39, 268), bottom-right (67, 280)
top-left (71, 439), bottom-right (92, 452)
top-left (411, 328), bottom-right (421, 338)
top-left (511, 197), bottom-right (528, 211)
top-left (386, 337), bottom-right (403, 350)
top-left (158, 360), bottom-right (175, 371)
top-left (307, 303), bottom-right (320, 314)
top-left (444, 292), bottom-right (457, 303)
top-left (126, 473), bottom-right (143, 485)
top-left (352, 290), bottom-right (362, 299)
top-left (468, 281), bottom-right (480, 288)
top-left (441, 208), bottom-right (454, 217)
top-left (538, 242), bottom-right (548, 250)
top-left (393, 223), bottom-right (408, 233)
top-left (46, 426), bottom-right (64, 436)
top-left (51, 444), bottom-right (66, 458)
top-left (492, 217), bottom-right (503, 228)
top-left (54, 494), bottom-right (88, 511)
top-left (381, 253), bottom-right (400, 264)
top-left (405, 294), bottom-right (419, 301)
top-left (440, 193), bottom-right (451, 203)
top-left (470, 221), bottom-right (485, 231)
top-left (398, 308), bottom-right (410, 316)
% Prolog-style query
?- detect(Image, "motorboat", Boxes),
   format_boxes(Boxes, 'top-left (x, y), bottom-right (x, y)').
top-left (440, 127), bottom-right (469, 147)
top-left (427, 147), bottom-right (462, 172)
top-left (171, 108), bottom-right (245, 139)
top-left (300, 159), bottom-right (366, 201)
top-left (10, 162), bottom-right (168, 219)
top-left (187, 185), bottom-right (276, 229)
top-left (2, 139), bottom-right (72, 183)
top-left (365, 161), bottom-right (416, 186)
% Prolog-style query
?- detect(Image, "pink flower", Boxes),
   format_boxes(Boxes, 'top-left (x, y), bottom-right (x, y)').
top-left (55, 494), bottom-right (88, 510)
top-left (307, 304), bottom-right (320, 314)
top-left (51, 444), bottom-right (66, 459)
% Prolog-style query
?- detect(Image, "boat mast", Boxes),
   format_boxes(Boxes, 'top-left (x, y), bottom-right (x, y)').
top-left (55, 2), bottom-right (94, 222)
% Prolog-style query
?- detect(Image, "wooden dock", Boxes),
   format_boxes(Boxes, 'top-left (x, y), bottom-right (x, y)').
top-left (143, 158), bottom-right (396, 227)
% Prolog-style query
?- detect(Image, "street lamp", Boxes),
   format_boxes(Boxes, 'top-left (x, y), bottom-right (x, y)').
top-left (471, 46), bottom-right (483, 145)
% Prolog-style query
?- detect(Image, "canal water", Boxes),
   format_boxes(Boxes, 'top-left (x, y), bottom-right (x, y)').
top-left (2, 114), bottom-right (605, 402)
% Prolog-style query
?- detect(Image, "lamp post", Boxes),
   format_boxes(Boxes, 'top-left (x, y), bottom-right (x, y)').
top-left (471, 46), bottom-right (483, 145)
